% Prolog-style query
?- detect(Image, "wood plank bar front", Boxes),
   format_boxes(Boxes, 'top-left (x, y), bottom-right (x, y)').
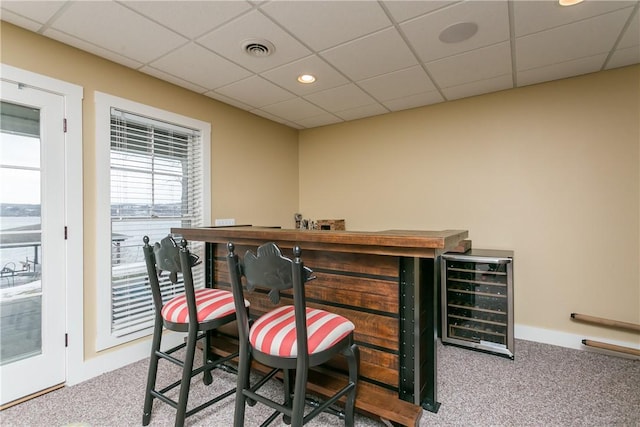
top-left (172, 226), bottom-right (468, 427)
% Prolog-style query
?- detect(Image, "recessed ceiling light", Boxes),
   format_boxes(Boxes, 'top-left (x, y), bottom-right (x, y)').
top-left (297, 74), bottom-right (316, 84)
top-left (558, 0), bottom-right (584, 6)
top-left (439, 22), bottom-right (479, 44)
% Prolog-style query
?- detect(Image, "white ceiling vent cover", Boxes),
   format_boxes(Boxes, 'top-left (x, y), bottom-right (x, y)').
top-left (242, 39), bottom-right (275, 57)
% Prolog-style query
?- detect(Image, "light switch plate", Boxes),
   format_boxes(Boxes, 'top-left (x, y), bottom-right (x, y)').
top-left (214, 218), bottom-right (236, 226)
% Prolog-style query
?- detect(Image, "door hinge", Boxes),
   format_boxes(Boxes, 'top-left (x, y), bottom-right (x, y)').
top-left (65, 333), bottom-right (69, 347)
top-left (64, 226), bottom-right (68, 240)
top-left (63, 118), bottom-right (67, 133)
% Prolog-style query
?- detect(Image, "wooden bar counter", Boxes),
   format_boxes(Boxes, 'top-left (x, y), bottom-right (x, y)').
top-left (172, 226), bottom-right (469, 426)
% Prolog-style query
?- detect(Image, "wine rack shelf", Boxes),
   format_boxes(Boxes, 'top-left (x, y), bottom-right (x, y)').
top-left (441, 249), bottom-right (514, 359)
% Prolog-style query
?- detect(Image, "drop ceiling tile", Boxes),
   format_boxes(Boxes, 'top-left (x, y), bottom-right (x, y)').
top-left (381, 0), bottom-right (457, 23)
top-left (442, 74), bottom-right (512, 101)
top-left (5, 0), bottom-right (639, 129)
top-left (617, 8), bottom-right (639, 49)
top-left (303, 83), bottom-right (377, 111)
top-left (605, 46), bottom-right (640, 69)
top-left (204, 92), bottom-right (254, 111)
top-left (261, 55), bottom-right (349, 96)
top-left (214, 75), bottom-right (296, 108)
top-left (401, 0), bottom-right (510, 63)
top-left (293, 113), bottom-right (343, 129)
top-left (427, 41), bottom-right (512, 89)
top-left (259, 98), bottom-right (328, 122)
top-left (513, 0), bottom-right (637, 37)
top-left (45, 1), bottom-right (188, 64)
top-left (518, 54), bottom-right (607, 86)
top-left (382, 91), bottom-right (444, 112)
top-left (0, 9), bottom-right (47, 32)
top-left (197, 10), bottom-right (310, 73)
top-left (516, 8), bottom-right (632, 71)
top-left (140, 66), bottom-right (209, 93)
top-left (250, 109), bottom-right (303, 129)
top-left (334, 103), bottom-right (389, 121)
top-left (321, 27), bottom-right (418, 81)
top-left (260, 0), bottom-right (391, 51)
top-left (1, 1), bottom-right (66, 25)
top-left (357, 65), bottom-right (436, 101)
top-left (122, 0), bottom-right (252, 39)
top-left (149, 42), bottom-right (252, 90)
top-left (43, 28), bottom-right (144, 69)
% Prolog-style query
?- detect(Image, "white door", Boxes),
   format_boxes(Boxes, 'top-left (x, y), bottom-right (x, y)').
top-left (0, 81), bottom-right (67, 405)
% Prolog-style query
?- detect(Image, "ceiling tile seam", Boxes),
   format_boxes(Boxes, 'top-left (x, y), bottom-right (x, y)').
top-left (34, 25), bottom-right (145, 69)
top-left (114, 1), bottom-right (257, 74)
top-left (377, 0), bottom-right (448, 102)
top-left (252, 108), bottom-right (338, 129)
top-left (116, 0), bottom-right (255, 42)
top-left (601, 2), bottom-right (640, 71)
top-left (205, 6), bottom-right (388, 126)
top-left (141, 65), bottom-right (210, 94)
top-left (516, 3), bottom-right (638, 39)
top-left (115, 1), bottom-right (191, 41)
top-left (515, 51), bottom-right (611, 75)
top-left (293, 112), bottom-right (344, 127)
top-left (249, 109), bottom-right (303, 128)
top-left (507, 0), bottom-right (518, 88)
top-left (253, 5), bottom-right (392, 114)
top-left (30, 2), bottom-right (188, 72)
top-left (139, 40), bottom-right (199, 72)
top-left (235, 73), bottom-right (347, 120)
top-left (254, 0), bottom-right (419, 112)
top-left (257, 1), bottom-right (394, 52)
top-left (301, 53), bottom-right (392, 115)
top-left (389, 0), bottom-right (464, 27)
top-left (112, 1), bottom-right (203, 71)
top-left (27, 1), bottom-right (71, 35)
top-left (252, 99), bottom-right (343, 125)
top-left (190, 2), bottom-right (259, 41)
top-left (0, 11), bottom-right (42, 33)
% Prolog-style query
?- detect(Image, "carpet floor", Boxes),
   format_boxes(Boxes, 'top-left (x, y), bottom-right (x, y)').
top-left (1, 339), bottom-right (638, 426)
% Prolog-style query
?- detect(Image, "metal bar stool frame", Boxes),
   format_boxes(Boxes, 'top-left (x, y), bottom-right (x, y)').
top-left (142, 235), bottom-right (248, 427)
top-left (226, 241), bottom-right (359, 427)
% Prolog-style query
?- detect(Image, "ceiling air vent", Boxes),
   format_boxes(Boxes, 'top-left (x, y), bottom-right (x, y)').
top-left (242, 39), bottom-right (275, 57)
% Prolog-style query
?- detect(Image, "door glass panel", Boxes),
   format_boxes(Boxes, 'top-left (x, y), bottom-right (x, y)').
top-left (0, 102), bottom-right (42, 366)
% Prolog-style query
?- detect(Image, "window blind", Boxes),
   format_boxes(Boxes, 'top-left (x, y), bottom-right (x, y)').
top-left (109, 107), bottom-right (204, 337)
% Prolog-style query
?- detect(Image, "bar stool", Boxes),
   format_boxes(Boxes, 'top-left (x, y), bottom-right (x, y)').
top-left (226, 241), bottom-right (359, 427)
top-left (142, 235), bottom-right (249, 427)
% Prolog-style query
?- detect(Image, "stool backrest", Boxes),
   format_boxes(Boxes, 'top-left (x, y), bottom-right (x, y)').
top-left (142, 235), bottom-right (201, 324)
top-left (226, 242), bottom-right (315, 357)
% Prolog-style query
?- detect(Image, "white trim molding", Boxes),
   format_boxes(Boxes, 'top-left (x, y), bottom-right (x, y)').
top-left (94, 91), bottom-right (211, 352)
top-left (0, 63), bottom-right (85, 385)
top-left (515, 323), bottom-right (640, 360)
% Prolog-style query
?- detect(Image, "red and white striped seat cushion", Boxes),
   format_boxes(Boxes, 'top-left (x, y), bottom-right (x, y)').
top-left (161, 288), bottom-right (248, 324)
top-left (249, 305), bottom-right (355, 357)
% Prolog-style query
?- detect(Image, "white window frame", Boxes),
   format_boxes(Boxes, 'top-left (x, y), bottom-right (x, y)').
top-left (95, 92), bottom-right (210, 351)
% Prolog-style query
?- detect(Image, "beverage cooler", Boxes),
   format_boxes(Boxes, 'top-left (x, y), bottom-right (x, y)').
top-left (441, 249), bottom-right (514, 359)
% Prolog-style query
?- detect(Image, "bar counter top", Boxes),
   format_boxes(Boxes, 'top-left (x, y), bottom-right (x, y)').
top-left (172, 226), bottom-right (468, 257)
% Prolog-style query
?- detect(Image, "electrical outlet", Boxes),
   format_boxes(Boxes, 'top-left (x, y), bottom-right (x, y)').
top-left (214, 218), bottom-right (236, 226)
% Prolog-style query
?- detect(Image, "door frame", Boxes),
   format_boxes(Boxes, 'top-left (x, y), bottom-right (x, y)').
top-left (1, 64), bottom-right (84, 390)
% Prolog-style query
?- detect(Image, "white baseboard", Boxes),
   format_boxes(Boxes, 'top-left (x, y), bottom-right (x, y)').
top-left (67, 332), bottom-right (184, 386)
top-left (68, 325), bottom-right (639, 387)
top-left (515, 323), bottom-right (640, 359)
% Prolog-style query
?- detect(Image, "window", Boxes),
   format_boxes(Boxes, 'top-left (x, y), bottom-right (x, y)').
top-left (95, 93), bottom-right (210, 350)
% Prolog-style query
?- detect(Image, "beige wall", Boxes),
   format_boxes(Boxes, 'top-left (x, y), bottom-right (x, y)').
top-left (1, 23), bottom-right (299, 359)
top-left (2, 21), bottom-right (638, 358)
top-left (299, 65), bottom-right (640, 345)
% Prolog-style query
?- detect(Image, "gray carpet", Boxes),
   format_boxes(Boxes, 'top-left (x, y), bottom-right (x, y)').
top-left (1, 339), bottom-right (638, 426)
